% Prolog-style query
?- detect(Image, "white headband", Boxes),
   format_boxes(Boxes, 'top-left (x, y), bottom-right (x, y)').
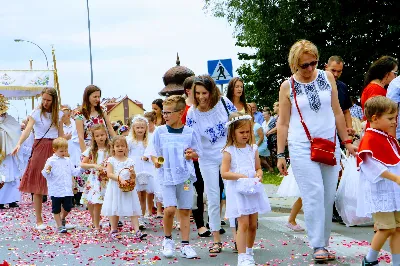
top-left (131, 115), bottom-right (149, 126)
top-left (225, 115), bottom-right (252, 128)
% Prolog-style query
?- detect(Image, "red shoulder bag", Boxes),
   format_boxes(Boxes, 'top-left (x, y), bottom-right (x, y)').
top-left (291, 77), bottom-right (337, 166)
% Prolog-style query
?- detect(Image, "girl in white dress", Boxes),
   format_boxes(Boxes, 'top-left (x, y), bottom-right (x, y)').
top-left (221, 113), bottom-right (271, 266)
top-left (80, 124), bottom-right (110, 230)
top-left (102, 136), bottom-right (145, 240)
top-left (127, 115), bottom-right (155, 224)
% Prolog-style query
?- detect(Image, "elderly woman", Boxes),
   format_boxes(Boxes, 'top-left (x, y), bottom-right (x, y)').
top-left (277, 40), bottom-right (356, 262)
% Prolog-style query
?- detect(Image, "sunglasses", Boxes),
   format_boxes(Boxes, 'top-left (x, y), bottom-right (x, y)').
top-left (392, 71), bottom-right (398, 76)
top-left (299, 60), bottom-right (318, 69)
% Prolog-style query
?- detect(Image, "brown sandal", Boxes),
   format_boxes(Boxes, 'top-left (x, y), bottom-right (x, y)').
top-left (209, 242), bottom-right (222, 253)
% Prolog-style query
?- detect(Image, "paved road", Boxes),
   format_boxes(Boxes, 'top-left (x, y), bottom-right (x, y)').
top-left (0, 196), bottom-right (392, 266)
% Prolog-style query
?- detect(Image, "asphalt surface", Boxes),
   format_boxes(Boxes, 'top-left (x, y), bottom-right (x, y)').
top-left (0, 195), bottom-right (392, 266)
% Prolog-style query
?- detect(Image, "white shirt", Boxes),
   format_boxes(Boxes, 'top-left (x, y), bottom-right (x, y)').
top-left (186, 96), bottom-right (236, 163)
top-left (386, 76), bottom-right (400, 138)
top-left (63, 118), bottom-right (79, 143)
top-left (30, 109), bottom-right (63, 139)
top-left (41, 154), bottom-right (83, 197)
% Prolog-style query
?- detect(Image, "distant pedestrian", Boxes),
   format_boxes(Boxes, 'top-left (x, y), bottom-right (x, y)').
top-left (349, 97), bottom-right (363, 120)
top-left (226, 77), bottom-right (250, 115)
top-left (249, 102), bottom-right (264, 125)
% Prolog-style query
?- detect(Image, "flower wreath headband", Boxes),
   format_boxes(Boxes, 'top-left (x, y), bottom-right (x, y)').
top-left (131, 115), bottom-right (149, 126)
top-left (225, 115), bottom-right (252, 128)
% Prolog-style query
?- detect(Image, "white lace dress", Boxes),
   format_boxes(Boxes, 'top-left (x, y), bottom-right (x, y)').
top-left (101, 157), bottom-right (141, 217)
top-left (224, 144), bottom-right (271, 219)
top-left (127, 139), bottom-right (155, 193)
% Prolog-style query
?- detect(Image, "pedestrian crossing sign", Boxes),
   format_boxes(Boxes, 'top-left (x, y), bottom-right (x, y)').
top-left (207, 59), bottom-right (233, 85)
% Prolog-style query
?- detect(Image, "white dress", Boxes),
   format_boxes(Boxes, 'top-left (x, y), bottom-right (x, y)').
top-left (224, 144), bottom-right (271, 219)
top-left (101, 157), bottom-right (141, 217)
top-left (127, 138), bottom-right (154, 193)
top-left (81, 149), bottom-right (109, 205)
top-left (0, 155), bottom-right (21, 204)
top-left (276, 165), bottom-right (301, 197)
top-left (144, 131), bottom-right (162, 202)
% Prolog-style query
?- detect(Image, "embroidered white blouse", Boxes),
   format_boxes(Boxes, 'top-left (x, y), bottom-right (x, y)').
top-left (41, 154), bottom-right (84, 197)
top-left (186, 96), bottom-right (236, 163)
top-left (149, 125), bottom-right (202, 185)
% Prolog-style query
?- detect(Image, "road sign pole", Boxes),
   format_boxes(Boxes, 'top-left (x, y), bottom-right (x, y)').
top-left (220, 84), bottom-right (223, 94)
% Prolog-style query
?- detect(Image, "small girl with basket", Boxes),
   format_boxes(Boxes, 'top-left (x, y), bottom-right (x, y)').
top-left (127, 115), bottom-right (155, 225)
top-left (80, 124), bottom-right (110, 230)
top-left (101, 136), bottom-right (146, 240)
top-left (221, 112), bottom-right (271, 266)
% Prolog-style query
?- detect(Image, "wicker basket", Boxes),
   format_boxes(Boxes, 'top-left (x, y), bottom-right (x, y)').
top-left (118, 167), bottom-right (136, 192)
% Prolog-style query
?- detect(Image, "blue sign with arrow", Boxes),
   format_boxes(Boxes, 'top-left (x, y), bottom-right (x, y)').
top-left (207, 59), bottom-right (233, 85)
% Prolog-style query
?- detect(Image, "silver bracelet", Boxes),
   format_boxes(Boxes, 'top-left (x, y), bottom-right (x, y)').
top-left (276, 153), bottom-right (285, 159)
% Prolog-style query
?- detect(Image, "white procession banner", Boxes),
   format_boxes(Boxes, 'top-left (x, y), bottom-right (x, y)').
top-left (0, 70), bottom-right (55, 99)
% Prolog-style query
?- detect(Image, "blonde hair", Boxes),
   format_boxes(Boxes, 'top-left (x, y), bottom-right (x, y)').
top-left (89, 124), bottom-right (110, 163)
top-left (223, 112), bottom-right (255, 150)
top-left (129, 117), bottom-right (149, 147)
top-left (288, 40), bottom-right (319, 74)
top-left (110, 136), bottom-right (128, 157)
top-left (364, 96), bottom-right (398, 122)
top-left (52, 137), bottom-right (68, 150)
top-left (163, 95), bottom-right (186, 111)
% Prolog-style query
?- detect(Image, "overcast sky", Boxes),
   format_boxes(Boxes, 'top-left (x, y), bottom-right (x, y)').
top-left (0, 0), bottom-right (251, 121)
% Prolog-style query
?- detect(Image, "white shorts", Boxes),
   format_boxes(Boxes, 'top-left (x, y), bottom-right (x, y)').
top-left (162, 182), bottom-right (194, 210)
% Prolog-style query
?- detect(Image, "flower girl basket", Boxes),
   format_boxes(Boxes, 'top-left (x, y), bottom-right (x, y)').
top-left (117, 167), bottom-right (136, 192)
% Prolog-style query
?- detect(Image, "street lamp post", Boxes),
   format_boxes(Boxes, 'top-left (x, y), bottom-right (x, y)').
top-left (86, 0), bottom-right (94, 84)
top-left (14, 39), bottom-right (49, 69)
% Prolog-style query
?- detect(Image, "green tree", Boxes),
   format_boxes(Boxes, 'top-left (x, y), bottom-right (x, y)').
top-left (204, 0), bottom-right (400, 109)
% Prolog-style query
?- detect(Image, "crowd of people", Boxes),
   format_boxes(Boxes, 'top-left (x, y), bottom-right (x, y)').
top-left (0, 39), bottom-right (399, 266)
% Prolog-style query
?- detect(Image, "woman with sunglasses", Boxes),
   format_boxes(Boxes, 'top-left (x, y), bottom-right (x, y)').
top-left (186, 75), bottom-right (237, 254)
top-left (360, 56), bottom-right (398, 128)
top-left (276, 40), bottom-right (356, 263)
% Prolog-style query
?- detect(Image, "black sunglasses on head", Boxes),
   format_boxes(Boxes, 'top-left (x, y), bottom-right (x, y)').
top-left (299, 60), bottom-right (318, 69)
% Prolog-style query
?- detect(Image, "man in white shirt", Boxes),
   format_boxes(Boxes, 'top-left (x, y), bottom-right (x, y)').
top-left (386, 76), bottom-right (400, 140)
top-left (41, 137), bottom-right (83, 233)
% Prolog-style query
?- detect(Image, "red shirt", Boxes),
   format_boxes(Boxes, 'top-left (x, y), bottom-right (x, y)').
top-left (360, 83), bottom-right (386, 127)
top-left (181, 104), bottom-right (191, 124)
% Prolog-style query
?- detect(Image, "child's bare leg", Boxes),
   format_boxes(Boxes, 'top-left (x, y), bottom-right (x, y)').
top-left (156, 202), bottom-right (163, 217)
top-left (130, 216), bottom-right (140, 232)
top-left (54, 213), bottom-right (62, 228)
top-left (236, 215), bottom-right (249, 254)
top-left (87, 204), bottom-right (94, 225)
top-left (390, 228), bottom-right (400, 253)
top-left (288, 198), bottom-right (302, 225)
top-left (109, 216), bottom-right (119, 232)
top-left (138, 191), bottom-right (146, 216)
top-left (147, 193), bottom-right (154, 216)
top-left (247, 213), bottom-right (258, 249)
top-left (60, 208), bottom-right (69, 221)
top-left (163, 206), bottom-right (176, 236)
top-left (179, 209), bottom-right (190, 241)
top-left (93, 204), bottom-right (102, 229)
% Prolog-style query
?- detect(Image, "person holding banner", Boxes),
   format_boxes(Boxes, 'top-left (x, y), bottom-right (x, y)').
top-left (12, 88), bottom-right (67, 230)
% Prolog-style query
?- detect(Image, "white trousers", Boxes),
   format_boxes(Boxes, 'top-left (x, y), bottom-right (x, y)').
top-left (198, 160), bottom-right (221, 232)
top-left (289, 141), bottom-right (340, 248)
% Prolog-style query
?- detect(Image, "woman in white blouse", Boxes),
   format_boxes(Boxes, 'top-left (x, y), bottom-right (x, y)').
top-left (186, 75), bottom-right (237, 253)
top-left (12, 88), bottom-right (68, 230)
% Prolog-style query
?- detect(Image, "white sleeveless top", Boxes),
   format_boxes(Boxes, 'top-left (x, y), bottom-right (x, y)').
top-left (288, 70), bottom-right (336, 143)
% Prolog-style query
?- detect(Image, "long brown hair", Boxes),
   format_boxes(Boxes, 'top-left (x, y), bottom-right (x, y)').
top-left (89, 124), bottom-right (110, 163)
top-left (40, 87), bottom-right (59, 129)
top-left (80, 85), bottom-right (104, 120)
top-left (364, 56), bottom-right (398, 87)
top-left (223, 112), bottom-right (255, 151)
top-left (226, 77), bottom-right (250, 114)
top-left (192, 75), bottom-right (221, 109)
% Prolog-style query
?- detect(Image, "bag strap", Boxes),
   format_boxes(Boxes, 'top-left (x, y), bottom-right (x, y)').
top-left (29, 121), bottom-right (53, 159)
top-left (291, 77), bottom-right (313, 142)
top-left (220, 97), bottom-right (230, 117)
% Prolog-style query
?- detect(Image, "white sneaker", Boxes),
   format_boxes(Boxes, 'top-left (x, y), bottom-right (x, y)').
top-left (35, 224), bottom-right (47, 230)
top-left (65, 224), bottom-right (76, 230)
top-left (162, 238), bottom-right (175, 258)
top-left (180, 245), bottom-right (197, 259)
top-left (238, 254), bottom-right (256, 266)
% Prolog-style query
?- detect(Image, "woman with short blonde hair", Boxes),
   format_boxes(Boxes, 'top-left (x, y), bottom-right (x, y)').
top-left (277, 40), bottom-right (357, 262)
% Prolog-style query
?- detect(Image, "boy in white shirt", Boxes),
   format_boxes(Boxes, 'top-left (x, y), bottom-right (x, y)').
top-left (150, 95), bottom-right (202, 259)
top-left (41, 137), bottom-right (83, 233)
top-left (357, 96), bottom-right (400, 266)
